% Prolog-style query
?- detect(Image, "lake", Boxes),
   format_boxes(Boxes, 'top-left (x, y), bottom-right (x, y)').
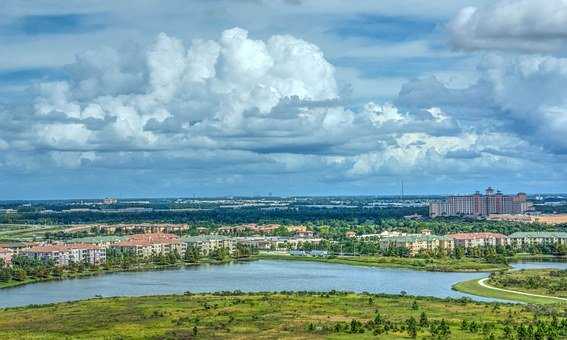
top-left (1, 259), bottom-right (566, 308)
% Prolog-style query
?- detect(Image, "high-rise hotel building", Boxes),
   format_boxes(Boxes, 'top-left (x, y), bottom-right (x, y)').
top-left (429, 187), bottom-right (531, 218)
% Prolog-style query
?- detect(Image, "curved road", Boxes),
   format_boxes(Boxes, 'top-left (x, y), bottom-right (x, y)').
top-left (478, 278), bottom-right (567, 302)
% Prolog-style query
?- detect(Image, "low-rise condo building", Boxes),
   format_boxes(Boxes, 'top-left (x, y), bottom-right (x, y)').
top-left (448, 232), bottom-right (507, 248)
top-left (64, 235), bottom-right (127, 248)
top-left (506, 232), bottom-right (567, 247)
top-left (218, 223), bottom-right (281, 235)
top-left (91, 223), bottom-right (189, 234)
top-left (111, 233), bottom-right (186, 257)
top-left (379, 235), bottom-right (453, 255)
top-left (182, 235), bottom-right (236, 256)
top-left (235, 236), bottom-right (322, 251)
top-left (20, 243), bottom-right (106, 266)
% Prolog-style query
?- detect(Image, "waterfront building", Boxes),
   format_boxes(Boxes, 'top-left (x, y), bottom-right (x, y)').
top-left (182, 235), bottom-right (236, 256)
top-left (506, 232), bottom-right (567, 247)
top-left (448, 232), bottom-right (507, 248)
top-left (429, 187), bottom-right (532, 218)
top-left (111, 233), bottom-right (186, 257)
top-left (64, 235), bottom-right (127, 247)
top-left (275, 237), bottom-right (322, 249)
top-left (379, 234), bottom-right (453, 256)
top-left (20, 243), bottom-right (106, 266)
top-left (235, 236), bottom-right (272, 250)
top-left (235, 236), bottom-right (322, 251)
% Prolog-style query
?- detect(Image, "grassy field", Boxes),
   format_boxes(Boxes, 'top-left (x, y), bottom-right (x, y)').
top-left (489, 269), bottom-right (567, 298)
top-left (452, 278), bottom-right (565, 305)
top-left (0, 224), bottom-right (64, 243)
top-left (1, 292), bottom-right (564, 339)
top-left (256, 254), bottom-right (509, 272)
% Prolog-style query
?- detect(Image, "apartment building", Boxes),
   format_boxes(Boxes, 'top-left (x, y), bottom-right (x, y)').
top-left (217, 223), bottom-right (281, 235)
top-left (91, 223), bottom-right (189, 234)
top-left (64, 235), bottom-right (126, 248)
top-left (379, 234), bottom-right (453, 256)
top-left (182, 235), bottom-right (236, 256)
top-left (429, 187), bottom-right (532, 217)
top-left (111, 233), bottom-right (186, 257)
top-left (506, 232), bottom-right (567, 248)
top-left (448, 232), bottom-right (507, 248)
top-left (20, 243), bottom-right (106, 266)
top-left (234, 236), bottom-right (322, 251)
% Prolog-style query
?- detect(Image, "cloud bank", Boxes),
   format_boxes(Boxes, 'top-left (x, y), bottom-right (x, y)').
top-left (1, 0), bottom-right (567, 197)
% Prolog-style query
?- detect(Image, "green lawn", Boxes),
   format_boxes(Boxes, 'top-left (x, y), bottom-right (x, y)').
top-left (256, 254), bottom-right (508, 272)
top-left (0, 224), bottom-right (65, 243)
top-left (452, 278), bottom-right (564, 305)
top-left (489, 269), bottom-right (567, 298)
top-left (0, 292), bottom-right (563, 339)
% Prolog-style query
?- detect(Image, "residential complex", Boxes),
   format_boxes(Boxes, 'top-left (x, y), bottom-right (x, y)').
top-left (429, 187), bottom-right (532, 218)
top-left (20, 243), bottom-right (106, 266)
top-left (506, 232), bottom-right (567, 248)
top-left (218, 223), bottom-right (281, 234)
top-left (379, 233), bottom-right (453, 255)
top-left (182, 235), bottom-right (236, 256)
top-left (448, 232), bottom-right (507, 248)
top-left (235, 236), bottom-right (322, 251)
top-left (111, 233), bottom-right (186, 257)
top-left (92, 223), bottom-right (190, 234)
top-left (488, 214), bottom-right (567, 225)
top-left (64, 235), bottom-right (127, 247)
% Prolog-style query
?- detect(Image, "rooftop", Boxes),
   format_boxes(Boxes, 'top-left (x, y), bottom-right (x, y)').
top-left (448, 232), bottom-right (506, 240)
top-left (182, 235), bottom-right (233, 242)
top-left (508, 232), bottom-right (567, 238)
top-left (381, 234), bottom-right (451, 242)
top-left (22, 243), bottom-right (103, 253)
top-left (114, 233), bottom-right (181, 247)
top-left (64, 236), bottom-right (127, 244)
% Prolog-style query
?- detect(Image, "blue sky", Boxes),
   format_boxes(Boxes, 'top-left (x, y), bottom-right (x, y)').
top-left (1, 0), bottom-right (566, 199)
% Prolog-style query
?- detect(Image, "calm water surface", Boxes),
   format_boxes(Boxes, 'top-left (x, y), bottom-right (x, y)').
top-left (1, 259), bottom-right (565, 308)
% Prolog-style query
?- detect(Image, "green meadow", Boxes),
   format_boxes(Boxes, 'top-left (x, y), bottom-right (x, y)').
top-left (0, 292), bottom-right (566, 339)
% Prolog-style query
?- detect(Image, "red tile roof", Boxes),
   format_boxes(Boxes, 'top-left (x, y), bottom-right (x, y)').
top-left (115, 233), bottom-right (181, 247)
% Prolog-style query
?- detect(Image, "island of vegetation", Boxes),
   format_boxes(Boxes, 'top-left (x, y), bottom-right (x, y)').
top-left (1, 291), bottom-right (567, 339)
top-left (454, 269), bottom-right (567, 305)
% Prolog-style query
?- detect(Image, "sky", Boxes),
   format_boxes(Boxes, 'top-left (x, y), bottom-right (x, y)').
top-left (1, 0), bottom-right (567, 199)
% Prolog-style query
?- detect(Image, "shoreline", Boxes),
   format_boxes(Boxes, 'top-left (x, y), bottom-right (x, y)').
top-left (253, 253), bottom-right (510, 272)
top-left (2, 253), bottom-right (564, 291)
top-left (0, 257), bottom-right (254, 290)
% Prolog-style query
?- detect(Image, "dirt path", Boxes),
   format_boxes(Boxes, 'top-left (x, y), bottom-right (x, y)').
top-left (478, 278), bottom-right (567, 302)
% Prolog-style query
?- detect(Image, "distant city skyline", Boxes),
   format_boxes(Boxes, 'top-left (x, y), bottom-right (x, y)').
top-left (2, 0), bottom-right (567, 199)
